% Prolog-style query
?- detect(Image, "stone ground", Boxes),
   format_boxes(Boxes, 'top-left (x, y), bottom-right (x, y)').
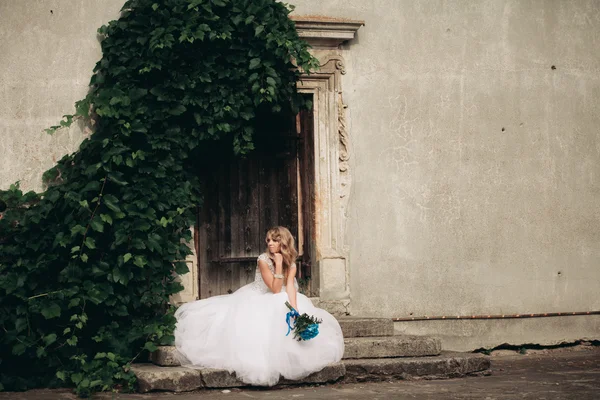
top-left (2, 346), bottom-right (599, 400)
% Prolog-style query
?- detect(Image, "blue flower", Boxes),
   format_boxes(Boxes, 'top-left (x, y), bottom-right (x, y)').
top-left (299, 323), bottom-right (320, 341)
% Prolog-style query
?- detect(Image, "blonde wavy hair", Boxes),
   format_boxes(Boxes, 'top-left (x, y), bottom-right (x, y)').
top-left (265, 226), bottom-right (298, 278)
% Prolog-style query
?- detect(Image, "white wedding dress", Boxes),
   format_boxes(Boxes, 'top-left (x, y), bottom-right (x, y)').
top-left (174, 253), bottom-right (344, 386)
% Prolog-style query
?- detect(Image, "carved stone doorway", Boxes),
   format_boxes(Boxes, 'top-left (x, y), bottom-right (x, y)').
top-left (172, 16), bottom-right (364, 315)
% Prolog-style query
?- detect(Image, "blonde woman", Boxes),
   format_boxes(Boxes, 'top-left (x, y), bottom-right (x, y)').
top-left (174, 226), bottom-right (344, 386)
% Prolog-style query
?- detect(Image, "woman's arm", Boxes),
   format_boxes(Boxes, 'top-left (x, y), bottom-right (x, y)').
top-left (286, 264), bottom-right (298, 310)
top-left (258, 257), bottom-right (284, 294)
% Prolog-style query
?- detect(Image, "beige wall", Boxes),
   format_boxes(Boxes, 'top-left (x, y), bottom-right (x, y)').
top-left (289, 0), bottom-right (600, 348)
top-left (1, 0), bottom-right (599, 350)
top-left (0, 0), bottom-right (123, 191)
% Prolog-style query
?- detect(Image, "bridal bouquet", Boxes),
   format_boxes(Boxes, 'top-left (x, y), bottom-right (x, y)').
top-left (284, 301), bottom-right (322, 341)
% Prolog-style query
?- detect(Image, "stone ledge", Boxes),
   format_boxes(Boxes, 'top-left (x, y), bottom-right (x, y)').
top-left (291, 15), bottom-right (365, 49)
top-left (343, 353), bottom-right (491, 382)
top-left (309, 297), bottom-right (351, 316)
top-left (337, 317), bottom-right (394, 338)
top-left (133, 354), bottom-right (490, 392)
top-left (201, 368), bottom-right (245, 388)
top-left (278, 362), bottom-right (345, 385)
top-left (152, 335), bottom-right (442, 367)
top-left (131, 364), bottom-right (203, 393)
top-left (132, 362), bottom-right (344, 392)
top-left (150, 345), bottom-right (180, 367)
top-left (343, 335), bottom-right (442, 359)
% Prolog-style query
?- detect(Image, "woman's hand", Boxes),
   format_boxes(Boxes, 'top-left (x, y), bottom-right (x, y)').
top-left (274, 253), bottom-right (283, 267)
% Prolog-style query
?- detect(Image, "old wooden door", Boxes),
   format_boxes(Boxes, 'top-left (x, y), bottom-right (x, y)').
top-left (196, 109), bottom-right (315, 298)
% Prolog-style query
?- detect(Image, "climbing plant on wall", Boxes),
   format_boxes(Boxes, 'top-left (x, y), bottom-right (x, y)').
top-left (0, 0), bottom-right (317, 396)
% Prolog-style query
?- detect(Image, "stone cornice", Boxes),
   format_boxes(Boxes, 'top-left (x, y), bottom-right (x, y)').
top-left (291, 15), bottom-right (364, 49)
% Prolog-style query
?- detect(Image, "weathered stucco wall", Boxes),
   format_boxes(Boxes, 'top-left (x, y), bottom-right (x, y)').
top-left (289, 0), bottom-right (600, 349)
top-left (1, 0), bottom-right (599, 350)
top-left (0, 0), bottom-right (123, 191)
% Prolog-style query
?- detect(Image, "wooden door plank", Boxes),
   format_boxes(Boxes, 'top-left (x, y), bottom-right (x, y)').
top-left (219, 160), bottom-right (232, 260)
top-left (258, 155), bottom-right (270, 240)
top-left (197, 191), bottom-right (210, 299)
top-left (245, 158), bottom-right (261, 256)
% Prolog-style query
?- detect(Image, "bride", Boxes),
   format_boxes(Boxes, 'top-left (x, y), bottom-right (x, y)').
top-left (174, 226), bottom-right (344, 386)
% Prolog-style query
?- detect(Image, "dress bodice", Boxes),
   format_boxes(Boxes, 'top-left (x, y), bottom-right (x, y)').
top-left (253, 253), bottom-right (299, 293)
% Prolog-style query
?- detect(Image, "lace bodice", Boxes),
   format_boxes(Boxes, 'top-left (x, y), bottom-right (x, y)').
top-left (251, 253), bottom-right (299, 293)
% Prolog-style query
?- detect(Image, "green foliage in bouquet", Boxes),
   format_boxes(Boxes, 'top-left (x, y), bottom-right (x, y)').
top-left (284, 301), bottom-right (322, 341)
top-left (0, 0), bottom-right (317, 396)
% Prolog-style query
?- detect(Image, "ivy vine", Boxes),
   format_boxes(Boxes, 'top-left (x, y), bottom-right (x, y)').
top-left (0, 0), bottom-right (317, 396)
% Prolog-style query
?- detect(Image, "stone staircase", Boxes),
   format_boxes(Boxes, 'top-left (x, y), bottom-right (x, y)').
top-left (132, 317), bottom-right (490, 392)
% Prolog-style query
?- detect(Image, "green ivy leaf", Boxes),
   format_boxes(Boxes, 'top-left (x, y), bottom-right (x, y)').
top-left (15, 318), bottom-right (27, 333)
top-left (70, 225), bottom-right (86, 237)
top-left (249, 58), bottom-right (261, 69)
top-left (90, 218), bottom-right (104, 233)
top-left (108, 172), bottom-right (128, 186)
top-left (147, 236), bottom-right (162, 252)
top-left (100, 213), bottom-right (113, 225)
top-left (133, 256), bottom-right (146, 268)
top-left (66, 336), bottom-right (78, 346)
top-left (71, 372), bottom-right (83, 384)
top-left (68, 298), bottom-right (81, 308)
top-left (112, 268), bottom-right (129, 285)
top-left (36, 347), bottom-right (46, 358)
top-left (90, 380), bottom-right (103, 388)
top-left (174, 261), bottom-right (189, 275)
top-left (43, 333), bottom-right (57, 346)
top-left (103, 195), bottom-right (121, 213)
top-left (84, 237), bottom-right (96, 249)
top-left (168, 105), bottom-right (187, 115)
top-left (143, 342), bottom-right (158, 352)
top-left (41, 303), bottom-right (61, 319)
top-left (56, 371), bottom-right (67, 382)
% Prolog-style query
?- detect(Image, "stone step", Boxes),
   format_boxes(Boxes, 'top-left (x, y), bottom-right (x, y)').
top-left (131, 362), bottom-right (345, 393)
top-left (343, 352), bottom-right (491, 382)
top-left (343, 335), bottom-right (441, 359)
top-left (151, 335), bottom-right (442, 367)
top-left (150, 345), bottom-right (179, 367)
top-left (337, 317), bottom-right (394, 338)
top-left (133, 353), bottom-right (490, 392)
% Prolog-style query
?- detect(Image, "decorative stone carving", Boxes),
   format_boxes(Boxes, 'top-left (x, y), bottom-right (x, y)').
top-left (297, 53), bottom-right (353, 306)
top-left (338, 95), bottom-right (350, 193)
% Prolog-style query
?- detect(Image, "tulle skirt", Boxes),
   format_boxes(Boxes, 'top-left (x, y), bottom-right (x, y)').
top-left (174, 284), bottom-right (344, 386)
